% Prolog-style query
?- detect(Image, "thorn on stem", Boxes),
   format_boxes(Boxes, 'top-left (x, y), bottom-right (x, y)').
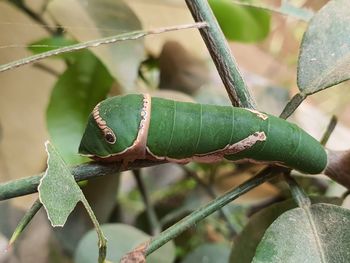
top-left (120, 241), bottom-right (148, 263)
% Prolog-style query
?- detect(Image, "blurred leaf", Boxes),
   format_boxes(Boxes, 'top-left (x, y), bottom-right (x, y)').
top-left (159, 41), bottom-right (209, 94)
top-left (230, 197), bottom-right (342, 263)
top-left (38, 142), bottom-right (82, 226)
top-left (181, 243), bottom-right (230, 263)
top-left (48, 0), bottom-right (145, 92)
top-left (28, 36), bottom-right (77, 62)
top-left (297, 0), bottom-right (350, 95)
top-left (252, 203), bottom-right (350, 263)
top-left (75, 223), bottom-right (176, 263)
top-left (208, 0), bottom-right (270, 42)
top-left (54, 175), bottom-right (119, 254)
top-left (47, 49), bottom-right (113, 164)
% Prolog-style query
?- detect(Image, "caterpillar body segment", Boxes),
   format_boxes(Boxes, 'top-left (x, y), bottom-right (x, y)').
top-left (79, 94), bottom-right (327, 174)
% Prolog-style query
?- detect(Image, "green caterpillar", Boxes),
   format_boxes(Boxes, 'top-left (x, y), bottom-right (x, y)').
top-left (79, 94), bottom-right (327, 174)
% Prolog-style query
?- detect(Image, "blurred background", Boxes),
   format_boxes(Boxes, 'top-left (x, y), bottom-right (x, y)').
top-left (1, 0), bottom-right (350, 262)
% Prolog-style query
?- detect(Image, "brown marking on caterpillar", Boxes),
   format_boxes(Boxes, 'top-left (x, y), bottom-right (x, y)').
top-left (91, 94), bottom-right (152, 166)
top-left (93, 102), bottom-right (116, 144)
top-left (146, 131), bottom-right (267, 164)
top-left (246, 109), bottom-right (268, 120)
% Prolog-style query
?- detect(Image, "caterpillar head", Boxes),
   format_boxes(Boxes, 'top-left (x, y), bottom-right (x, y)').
top-left (79, 94), bottom-right (147, 160)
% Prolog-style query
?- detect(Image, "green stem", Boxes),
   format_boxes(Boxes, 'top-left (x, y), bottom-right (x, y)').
top-left (320, 115), bottom-right (337, 146)
top-left (8, 198), bottom-right (43, 247)
top-left (133, 170), bottom-right (161, 235)
top-left (81, 195), bottom-right (107, 263)
top-left (183, 166), bottom-right (238, 236)
top-left (284, 173), bottom-right (311, 208)
top-left (0, 22), bottom-right (207, 73)
top-left (146, 166), bottom-right (286, 256)
top-left (279, 93), bottom-right (306, 119)
top-left (0, 160), bottom-right (165, 201)
top-left (185, 0), bottom-right (256, 109)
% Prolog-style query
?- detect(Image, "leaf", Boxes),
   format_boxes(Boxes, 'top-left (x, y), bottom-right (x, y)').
top-left (39, 142), bottom-right (108, 261)
top-left (252, 203), bottom-right (350, 263)
top-left (38, 142), bottom-right (83, 226)
top-left (297, 0), bottom-right (350, 95)
top-left (230, 197), bottom-right (342, 263)
top-left (48, 0), bottom-right (145, 92)
top-left (181, 243), bottom-right (231, 263)
top-left (74, 223), bottom-right (176, 263)
top-left (46, 50), bottom-right (113, 164)
top-left (159, 41), bottom-right (209, 95)
top-left (208, 0), bottom-right (270, 42)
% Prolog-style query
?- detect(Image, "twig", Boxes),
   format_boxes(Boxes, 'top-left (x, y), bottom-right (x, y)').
top-left (320, 115), bottom-right (337, 146)
top-left (133, 170), bottom-right (161, 235)
top-left (284, 173), bottom-right (311, 209)
top-left (0, 22), bottom-right (207, 73)
top-left (185, 0), bottom-right (256, 108)
top-left (8, 198), bottom-right (42, 247)
top-left (145, 166), bottom-right (286, 256)
top-left (182, 166), bottom-right (238, 236)
top-left (80, 194), bottom-right (107, 263)
top-left (33, 63), bottom-right (60, 77)
top-left (279, 93), bottom-right (306, 119)
top-left (0, 160), bottom-right (165, 201)
top-left (8, 0), bottom-right (56, 35)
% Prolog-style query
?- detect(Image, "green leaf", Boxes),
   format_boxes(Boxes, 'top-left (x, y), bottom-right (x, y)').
top-left (48, 0), bottom-right (145, 92)
top-left (230, 197), bottom-right (342, 263)
top-left (252, 203), bottom-right (350, 263)
top-left (46, 50), bottom-right (113, 164)
top-left (38, 142), bottom-right (82, 226)
top-left (75, 223), bottom-right (176, 263)
top-left (297, 0), bottom-right (350, 95)
top-left (39, 142), bottom-right (108, 261)
top-left (208, 0), bottom-right (270, 42)
top-left (182, 243), bottom-right (230, 263)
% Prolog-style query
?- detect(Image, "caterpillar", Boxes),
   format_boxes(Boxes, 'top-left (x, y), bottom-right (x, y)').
top-left (79, 94), bottom-right (327, 174)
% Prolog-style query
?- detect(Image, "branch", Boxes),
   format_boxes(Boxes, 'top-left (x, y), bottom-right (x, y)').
top-left (133, 170), bottom-right (161, 235)
top-left (185, 0), bottom-right (256, 109)
top-left (145, 166), bottom-right (286, 256)
top-left (0, 160), bottom-right (165, 201)
top-left (279, 93), bottom-right (306, 119)
top-left (183, 166), bottom-right (238, 236)
top-left (8, 0), bottom-right (56, 35)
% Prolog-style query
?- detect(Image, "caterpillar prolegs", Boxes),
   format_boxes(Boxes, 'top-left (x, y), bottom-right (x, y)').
top-left (79, 94), bottom-right (327, 174)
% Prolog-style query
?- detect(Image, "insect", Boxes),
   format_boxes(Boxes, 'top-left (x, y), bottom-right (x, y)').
top-left (79, 94), bottom-right (327, 174)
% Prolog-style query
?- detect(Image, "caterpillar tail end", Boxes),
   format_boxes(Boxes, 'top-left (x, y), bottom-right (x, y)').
top-left (324, 149), bottom-right (350, 190)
